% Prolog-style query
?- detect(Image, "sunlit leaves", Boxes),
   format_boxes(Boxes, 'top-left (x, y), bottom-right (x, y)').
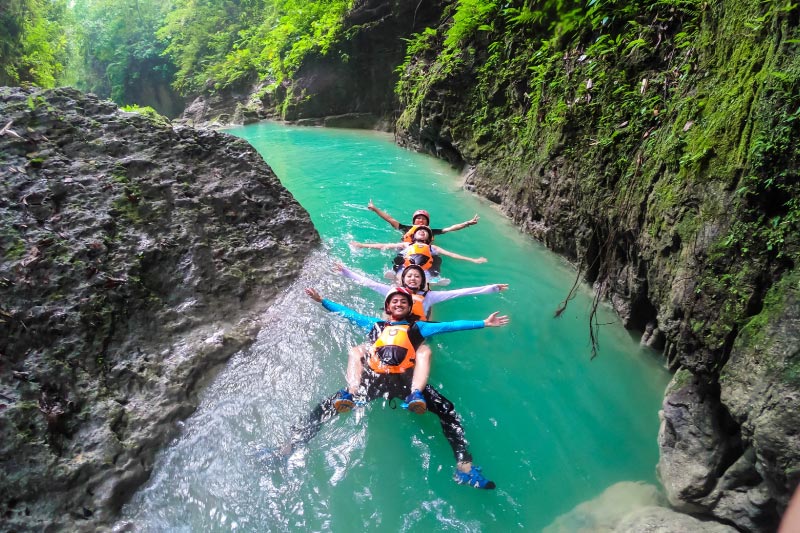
top-left (0, 0), bottom-right (70, 87)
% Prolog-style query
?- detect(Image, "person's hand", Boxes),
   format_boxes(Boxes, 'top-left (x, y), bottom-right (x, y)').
top-left (474, 257), bottom-right (488, 264)
top-left (350, 241), bottom-right (363, 248)
top-left (484, 312), bottom-right (509, 327)
top-left (305, 287), bottom-right (322, 302)
top-left (468, 214), bottom-right (479, 226)
top-left (368, 199), bottom-right (376, 211)
top-left (496, 284), bottom-right (509, 291)
top-left (333, 262), bottom-right (345, 273)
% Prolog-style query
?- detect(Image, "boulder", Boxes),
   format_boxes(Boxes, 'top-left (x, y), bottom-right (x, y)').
top-left (0, 86), bottom-right (318, 531)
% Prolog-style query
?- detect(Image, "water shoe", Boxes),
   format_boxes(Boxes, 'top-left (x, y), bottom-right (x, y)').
top-left (401, 389), bottom-right (427, 414)
top-left (333, 389), bottom-right (355, 413)
top-left (454, 465), bottom-right (496, 489)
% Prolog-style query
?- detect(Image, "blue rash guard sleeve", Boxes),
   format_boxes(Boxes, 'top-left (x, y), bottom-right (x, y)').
top-left (320, 299), bottom-right (378, 331)
top-left (416, 319), bottom-right (485, 338)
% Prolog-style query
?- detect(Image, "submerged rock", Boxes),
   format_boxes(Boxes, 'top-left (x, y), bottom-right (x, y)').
top-left (0, 86), bottom-right (319, 531)
top-left (542, 481), bottom-right (666, 532)
top-left (615, 506), bottom-right (738, 532)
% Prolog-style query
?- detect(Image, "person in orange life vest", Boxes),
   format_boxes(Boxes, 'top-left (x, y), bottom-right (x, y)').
top-left (294, 286), bottom-right (509, 488)
top-left (337, 263), bottom-right (508, 321)
top-left (350, 226), bottom-right (486, 280)
top-left (335, 263), bottom-right (508, 405)
top-left (367, 200), bottom-right (479, 274)
top-left (367, 199), bottom-right (479, 241)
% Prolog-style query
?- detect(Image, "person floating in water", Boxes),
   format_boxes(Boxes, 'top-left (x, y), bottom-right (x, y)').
top-left (334, 263), bottom-right (508, 414)
top-left (367, 200), bottom-right (479, 243)
top-left (367, 200), bottom-right (479, 276)
top-left (286, 286), bottom-right (509, 489)
top-left (350, 226), bottom-right (486, 281)
top-left (336, 263), bottom-right (508, 321)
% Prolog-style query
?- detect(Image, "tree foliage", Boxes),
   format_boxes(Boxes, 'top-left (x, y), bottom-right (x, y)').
top-left (1, 0), bottom-right (354, 104)
top-left (0, 0), bottom-right (70, 87)
top-left (67, 0), bottom-right (177, 108)
top-left (159, 0), bottom-right (353, 95)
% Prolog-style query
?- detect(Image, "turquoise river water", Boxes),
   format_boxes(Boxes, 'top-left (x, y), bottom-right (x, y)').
top-left (119, 122), bottom-right (671, 531)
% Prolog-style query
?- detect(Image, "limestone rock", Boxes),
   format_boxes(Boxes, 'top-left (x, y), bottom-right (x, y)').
top-left (615, 506), bottom-right (738, 532)
top-left (0, 86), bottom-right (319, 531)
top-left (542, 481), bottom-right (665, 532)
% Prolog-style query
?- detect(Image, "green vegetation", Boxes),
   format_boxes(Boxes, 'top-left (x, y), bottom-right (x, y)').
top-left (120, 104), bottom-right (171, 127)
top-left (66, 0), bottom-right (177, 109)
top-left (394, 0), bottom-right (799, 362)
top-left (0, 0), bottom-right (353, 113)
top-left (160, 0), bottom-right (352, 95)
top-left (0, 0), bottom-right (70, 87)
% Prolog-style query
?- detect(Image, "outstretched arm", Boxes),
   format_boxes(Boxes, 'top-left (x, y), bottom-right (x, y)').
top-left (335, 263), bottom-right (392, 296)
top-left (416, 311), bottom-right (510, 337)
top-left (305, 287), bottom-right (377, 330)
top-left (434, 245), bottom-right (488, 264)
top-left (440, 214), bottom-right (479, 234)
top-left (350, 241), bottom-right (403, 250)
top-left (425, 284), bottom-right (509, 306)
top-left (367, 199), bottom-right (400, 229)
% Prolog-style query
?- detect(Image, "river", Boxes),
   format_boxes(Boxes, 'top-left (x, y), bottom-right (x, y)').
top-left (118, 122), bottom-right (670, 531)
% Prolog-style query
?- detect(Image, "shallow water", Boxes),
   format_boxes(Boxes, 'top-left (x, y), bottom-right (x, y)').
top-left (119, 122), bottom-right (670, 531)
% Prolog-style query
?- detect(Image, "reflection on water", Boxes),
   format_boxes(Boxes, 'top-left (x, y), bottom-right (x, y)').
top-left (119, 123), bottom-right (670, 531)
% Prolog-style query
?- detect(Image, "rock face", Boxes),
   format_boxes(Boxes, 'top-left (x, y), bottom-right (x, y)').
top-left (279, 0), bottom-right (448, 124)
top-left (657, 275), bottom-right (800, 531)
top-left (385, 1), bottom-right (800, 531)
top-left (0, 86), bottom-right (319, 531)
top-left (178, 81), bottom-right (270, 128)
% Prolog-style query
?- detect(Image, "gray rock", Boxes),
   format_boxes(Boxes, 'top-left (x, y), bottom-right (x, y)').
top-left (717, 275), bottom-right (800, 528)
top-left (0, 86), bottom-right (319, 531)
top-left (542, 481), bottom-right (666, 532)
top-left (615, 506), bottom-right (738, 532)
top-left (657, 369), bottom-right (782, 531)
top-left (657, 371), bottom-right (740, 513)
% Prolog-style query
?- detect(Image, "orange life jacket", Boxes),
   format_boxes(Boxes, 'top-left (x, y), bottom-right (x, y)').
top-left (368, 323), bottom-right (416, 374)
top-left (403, 243), bottom-right (434, 270)
top-left (402, 224), bottom-right (429, 243)
top-left (411, 292), bottom-right (427, 321)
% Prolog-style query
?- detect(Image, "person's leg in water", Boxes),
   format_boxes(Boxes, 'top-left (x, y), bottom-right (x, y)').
top-left (279, 368), bottom-right (383, 456)
top-left (339, 342), bottom-right (428, 411)
top-left (402, 344), bottom-right (431, 414)
top-left (333, 344), bottom-right (368, 412)
top-left (430, 255), bottom-right (442, 278)
top-left (424, 386), bottom-right (496, 489)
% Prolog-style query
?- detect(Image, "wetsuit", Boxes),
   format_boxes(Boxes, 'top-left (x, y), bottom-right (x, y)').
top-left (289, 299), bottom-right (486, 463)
top-left (340, 265), bottom-right (503, 321)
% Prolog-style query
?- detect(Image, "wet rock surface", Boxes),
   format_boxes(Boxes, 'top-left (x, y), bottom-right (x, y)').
top-left (0, 86), bottom-right (319, 531)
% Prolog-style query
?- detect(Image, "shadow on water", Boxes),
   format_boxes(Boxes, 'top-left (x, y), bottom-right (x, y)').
top-left (118, 123), bottom-right (671, 532)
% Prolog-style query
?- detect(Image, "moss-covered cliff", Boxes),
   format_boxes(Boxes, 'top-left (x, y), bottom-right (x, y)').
top-left (391, 1), bottom-right (799, 530)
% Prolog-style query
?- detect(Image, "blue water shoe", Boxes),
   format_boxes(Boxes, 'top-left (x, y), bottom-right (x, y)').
top-left (454, 465), bottom-right (496, 489)
top-left (401, 389), bottom-right (427, 414)
top-left (333, 389), bottom-right (355, 413)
